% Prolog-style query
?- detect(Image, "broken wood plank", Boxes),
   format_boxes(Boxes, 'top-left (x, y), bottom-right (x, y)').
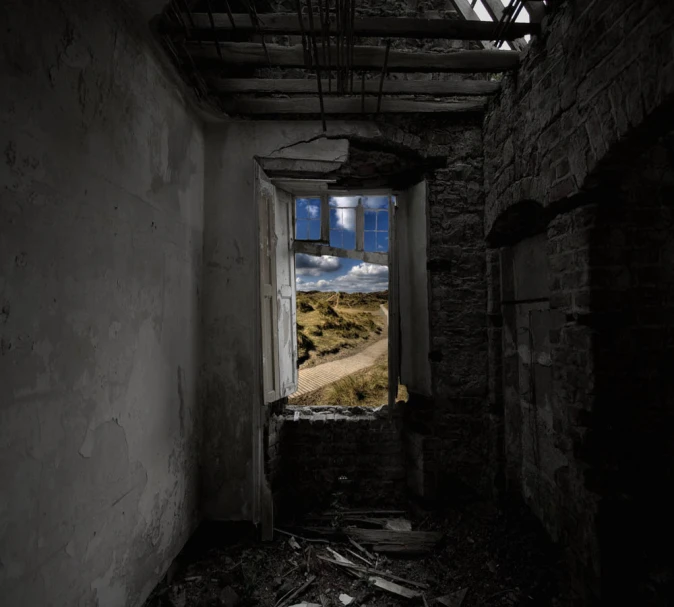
top-left (344, 547), bottom-right (374, 567)
top-left (369, 577), bottom-right (421, 599)
top-left (175, 13), bottom-right (538, 39)
top-left (277, 576), bottom-right (317, 607)
top-left (223, 97), bottom-right (486, 115)
top-left (435, 588), bottom-right (468, 607)
top-left (346, 529), bottom-right (444, 555)
top-left (348, 537), bottom-right (376, 562)
top-left (212, 77), bottom-right (500, 96)
top-left (317, 557), bottom-right (430, 589)
top-left (275, 528), bottom-right (330, 544)
top-left (384, 518), bottom-right (412, 531)
top-left (189, 42), bottom-right (521, 72)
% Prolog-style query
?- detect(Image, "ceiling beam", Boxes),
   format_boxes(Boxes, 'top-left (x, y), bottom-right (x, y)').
top-left (222, 96), bottom-right (486, 114)
top-left (212, 77), bottom-right (500, 96)
top-left (479, 0), bottom-right (528, 51)
top-left (447, 0), bottom-right (493, 49)
top-left (523, 1), bottom-right (546, 23)
top-left (189, 42), bottom-right (520, 72)
top-left (175, 13), bottom-right (538, 40)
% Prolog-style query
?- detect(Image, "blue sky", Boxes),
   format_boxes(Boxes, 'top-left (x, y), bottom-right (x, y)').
top-left (295, 195), bottom-right (390, 293)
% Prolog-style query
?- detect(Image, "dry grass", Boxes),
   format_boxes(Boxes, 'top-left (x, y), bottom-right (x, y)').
top-left (296, 291), bottom-right (387, 368)
top-left (289, 353), bottom-right (408, 408)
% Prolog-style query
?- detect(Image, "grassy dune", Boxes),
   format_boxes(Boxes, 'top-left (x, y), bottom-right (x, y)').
top-left (296, 291), bottom-right (388, 369)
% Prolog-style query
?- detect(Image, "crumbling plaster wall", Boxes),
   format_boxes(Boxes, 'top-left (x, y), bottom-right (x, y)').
top-left (0, 0), bottom-right (204, 605)
top-left (203, 116), bottom-right (489, 519)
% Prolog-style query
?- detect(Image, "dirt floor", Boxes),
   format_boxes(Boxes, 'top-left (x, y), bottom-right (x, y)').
top-left (144, 501), bottom-right (567, 607)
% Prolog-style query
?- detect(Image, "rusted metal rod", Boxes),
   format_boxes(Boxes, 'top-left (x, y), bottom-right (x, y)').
top-left (306, 0), bottom-right (328, 131)
top-left (204, 0), bottom-right (223, 60)
top-left (224, 0), bottom-right (237, 30)
top-left (376, 39), bottom-right (391, 114)
top-left (296, 0), bottom-right (312, 68)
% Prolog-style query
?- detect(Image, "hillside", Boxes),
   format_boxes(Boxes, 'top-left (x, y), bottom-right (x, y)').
top-left (296, 291), bottom-right (388, 369)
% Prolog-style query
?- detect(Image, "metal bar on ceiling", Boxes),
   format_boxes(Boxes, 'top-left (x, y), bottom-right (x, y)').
top-left (376, 40), bottom-right (391, 115)
top-left (306, 0), bottom-right (327, 131)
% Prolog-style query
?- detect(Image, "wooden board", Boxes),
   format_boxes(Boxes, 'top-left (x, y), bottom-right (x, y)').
top-left (179, 13), bottom-right (538, 40)
top-left (346, 529), bottom-right (444, 554)
top-left (189, 42), bottom-right (520, 73)
top-left (222, 97), bottom-right (486, 115)
top-left (212, 78), bottom-right (500, 96)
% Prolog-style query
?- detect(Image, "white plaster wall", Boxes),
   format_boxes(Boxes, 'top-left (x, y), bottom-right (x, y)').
top-left (0, 0), bottom-right (204, 604)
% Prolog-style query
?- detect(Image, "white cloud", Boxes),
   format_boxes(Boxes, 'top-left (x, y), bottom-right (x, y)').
top-left (306, 205), bottom-right (320, 219)
top-left (295, 254), bottom-right (342, 277)
top-left (297, 262), bottom-right (389, 293)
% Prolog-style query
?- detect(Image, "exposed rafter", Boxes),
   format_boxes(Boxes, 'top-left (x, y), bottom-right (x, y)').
top-left (170, 12), bottom-right (538, 40)
top-left (211, 78), bottom-right (501, 96)
top-left (189, 42), bottom-right (521, 72)
top-left (221, 96), bottom-right (486, 115)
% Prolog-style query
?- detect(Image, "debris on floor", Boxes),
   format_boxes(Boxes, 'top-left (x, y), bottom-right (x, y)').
top-left (143, 502), bottom-right (565, 607)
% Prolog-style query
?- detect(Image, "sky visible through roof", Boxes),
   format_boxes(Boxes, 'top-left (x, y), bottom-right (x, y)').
top-left (295, 195), bottom-right (390, 293)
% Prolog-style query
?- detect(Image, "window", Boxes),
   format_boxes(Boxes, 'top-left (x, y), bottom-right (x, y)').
top-left (363, 198), bottom-right (389, 253)
top-left (329, 197), bottom-right (357, 249)
top-left (295, 197), bottom-right (322, 240)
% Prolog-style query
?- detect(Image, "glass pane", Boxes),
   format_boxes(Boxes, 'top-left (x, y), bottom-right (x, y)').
top-left (330, 208), bottom-right (340, 229)
top-left (309, 220), bottom-right (321, 240)
top-left (343, 230), bottom-right (356, 250)
top-left (296, 198), bottom-right (321, 219)
top-left (330, 230), bottom-right (342, 247)
top-left (340, 208), bottom-right (356, 231)
top-left (364, 210), bottom-right (376, 231)
top-left (377, 231), bottom-right (389, 252)
top-left (329, 196), bottom-right (359, 208)
top-left (296, 219), bottom-right (309, 240)
top-left (362, 195), bottom-right (389, 209)
top-left (377, 210), bottom-right (389, 231)
top-left (364, 231), bottom-right (376, 252)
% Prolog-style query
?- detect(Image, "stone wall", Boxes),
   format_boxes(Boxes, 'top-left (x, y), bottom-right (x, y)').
top-left (484, 0), bottom-right (674, 235)
top-left (484, 0), bottom-right (674, 601)
top-left (401, 119), bottom-right (491, 499)
top-left (0, 1), bottom-right (204, 605)
top-left (489, 131), bottom-right (674, 605)
top-left (271, 406), bottom-right (405, 515)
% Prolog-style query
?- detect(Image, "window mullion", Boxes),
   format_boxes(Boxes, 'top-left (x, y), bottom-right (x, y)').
top-left (356, 198), bottom-right (364, 251)
top-left (320, 195), bottom-right (330, 243)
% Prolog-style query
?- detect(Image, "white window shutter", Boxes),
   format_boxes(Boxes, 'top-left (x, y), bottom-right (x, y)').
top-left (256, 161), bottom-right (280, 404)
top-left (274, 188), bottom-right (298, 398)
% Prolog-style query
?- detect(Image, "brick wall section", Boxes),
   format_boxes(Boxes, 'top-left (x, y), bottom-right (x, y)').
top-left (586, 135), bottom-right (674, 603)
top-left (484, 0), bottom-right (674, 235)
top-left (546, 206), bottom-right (601, 601)
top-left (394, 118), bottom-right (490, 498)
top-left (492, 136), bottom-right (674, 603)
top-left (271, 407), bottom-right (405, 515)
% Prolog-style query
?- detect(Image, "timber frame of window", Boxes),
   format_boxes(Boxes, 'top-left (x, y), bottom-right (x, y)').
top-left (293, 193), bottom-right (390, 266)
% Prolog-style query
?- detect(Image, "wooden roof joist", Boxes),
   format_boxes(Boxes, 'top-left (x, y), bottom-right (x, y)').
top-left (213, 78), bottom-right (500, 96)
top-left (222, 97), bottom-right (486, 115)
top-left (189, 43), bottom-right (520, 72)
top-left (177, 13), bottom-right (539, 40)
